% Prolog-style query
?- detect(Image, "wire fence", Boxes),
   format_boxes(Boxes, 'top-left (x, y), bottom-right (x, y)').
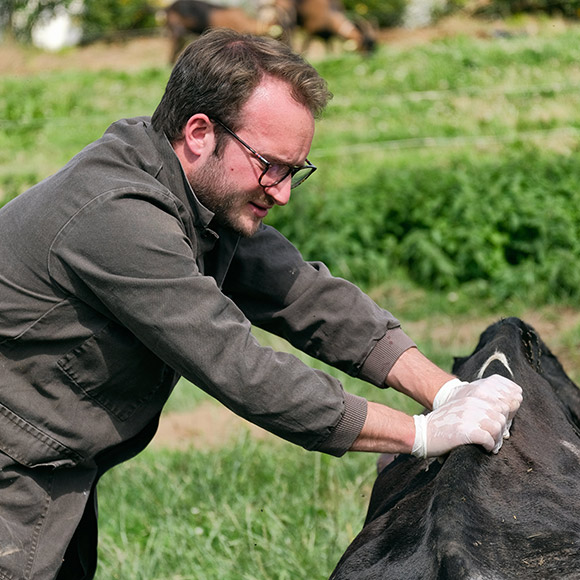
top-left (1, 78), bottom-right (578, 155)
top-left (315, 126), bottom-right (580, 156)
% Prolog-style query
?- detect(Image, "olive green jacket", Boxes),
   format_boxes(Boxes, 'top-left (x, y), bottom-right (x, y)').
top-left (0, 117), bottom-right (415, 475)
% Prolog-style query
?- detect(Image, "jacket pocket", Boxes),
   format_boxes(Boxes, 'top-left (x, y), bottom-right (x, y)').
top-left (57, 322), bottom-right (167, 421)
top-left (0, 403), bottom-right (83, 468)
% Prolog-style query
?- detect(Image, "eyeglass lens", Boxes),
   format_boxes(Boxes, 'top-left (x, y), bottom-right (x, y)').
top-left (261, 164), bottom-right (315, 189)
top-left (212, 118), bottom-right (315, 189)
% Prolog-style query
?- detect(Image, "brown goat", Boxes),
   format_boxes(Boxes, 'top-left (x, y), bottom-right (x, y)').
top-left (295, 0), bottom-right (376, 54)
top-left (165, 0), bottom-right (285, 63)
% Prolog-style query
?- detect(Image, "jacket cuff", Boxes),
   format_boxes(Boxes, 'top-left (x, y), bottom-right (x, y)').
top-left (359, 327), bottom-right (416, 387)
top-left (315, 393), bottom-right (368, 457)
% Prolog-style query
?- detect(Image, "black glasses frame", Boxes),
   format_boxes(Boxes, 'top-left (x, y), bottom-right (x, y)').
top-left (211, 118), bottom-right (317, 189)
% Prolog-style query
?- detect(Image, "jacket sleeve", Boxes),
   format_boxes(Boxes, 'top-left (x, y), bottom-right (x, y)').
top-left (223, 224), bottom-right (416, 386)
top-left (48, 191), bottom-right (375, 456)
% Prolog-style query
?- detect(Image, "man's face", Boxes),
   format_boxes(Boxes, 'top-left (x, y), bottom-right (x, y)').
top-left (188, 78), bottom-right (315, 237)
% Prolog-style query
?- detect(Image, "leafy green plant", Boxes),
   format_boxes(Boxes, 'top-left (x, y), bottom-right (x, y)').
top-left (469, 0), bottom-right (580, 19)
top-left (0, 68), bottom-right (168, 207)
top-left (269, 145), bottom-right (580, 304)
top-left (80, 0), bottom-right (158, 44)
top-left (342, 0), bottom-right (407, 28)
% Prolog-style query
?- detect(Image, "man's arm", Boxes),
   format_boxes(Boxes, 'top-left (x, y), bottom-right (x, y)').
top-left (384, 346), bottom-right (522, 419)
top-left (350, 394), bottom-right (511, 457)
top-left (383, 346), bottom-right (453, 409)
top-left (226, 226), bottom-right (522, 457)
top-left (349, 401), bottom-right (415, 454)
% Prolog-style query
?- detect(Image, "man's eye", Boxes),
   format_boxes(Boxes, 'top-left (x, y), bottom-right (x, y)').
top-left (268, 163), bottom-right (289, 177)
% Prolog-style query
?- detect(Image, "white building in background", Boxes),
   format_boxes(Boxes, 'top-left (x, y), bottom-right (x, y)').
top-left (403, 0), bottom-right (448, 28)
top-left (31, 6), bottom-right (82, 51)
top-left (12, 0), bottom-right (84, 51)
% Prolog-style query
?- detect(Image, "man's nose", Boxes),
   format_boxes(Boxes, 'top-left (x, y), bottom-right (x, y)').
top-left (265, 178), bottom-right (292, 206)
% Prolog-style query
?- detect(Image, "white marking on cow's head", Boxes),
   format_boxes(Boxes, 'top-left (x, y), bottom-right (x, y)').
top-left (477, 350), bottom-right (514, 380)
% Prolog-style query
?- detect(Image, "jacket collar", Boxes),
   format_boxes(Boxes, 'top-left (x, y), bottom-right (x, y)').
top-left (140, 117), bottom-right (216, 231)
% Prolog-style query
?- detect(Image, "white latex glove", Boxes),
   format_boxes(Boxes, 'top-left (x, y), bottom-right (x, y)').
top-left (432, 374), bottom-right (523, 439)
top-left (412, 397), bottom-right (508, 459)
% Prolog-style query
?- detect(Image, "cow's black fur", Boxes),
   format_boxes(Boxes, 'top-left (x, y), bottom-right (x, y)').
top-left (330, 317), bottom-right (580, 579)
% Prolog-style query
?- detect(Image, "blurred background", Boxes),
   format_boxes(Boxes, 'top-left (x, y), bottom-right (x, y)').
top-left (1, 1), bottom-right (580, 578)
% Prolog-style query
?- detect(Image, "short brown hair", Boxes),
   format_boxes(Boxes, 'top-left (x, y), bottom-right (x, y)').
top-left (151, 28), bottom-right (332, 143)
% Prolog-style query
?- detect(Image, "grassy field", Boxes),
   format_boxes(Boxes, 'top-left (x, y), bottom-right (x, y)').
top-left (1, 17), bottom-right (580, 579)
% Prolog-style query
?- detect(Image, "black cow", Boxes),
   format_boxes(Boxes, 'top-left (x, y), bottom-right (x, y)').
top-left (330, 317), bottom-right (580, 579)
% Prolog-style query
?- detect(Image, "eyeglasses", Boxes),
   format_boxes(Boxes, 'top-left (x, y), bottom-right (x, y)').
top-left (212, 118), bottom-right (317, 189)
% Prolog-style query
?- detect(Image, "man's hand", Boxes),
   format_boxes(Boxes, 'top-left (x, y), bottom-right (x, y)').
top-left (412, 396), bottom-right (509, 459)
top-left (432, 375), bottom-right (523, 439)
top-left (353, 349), bottom-right (524, 457)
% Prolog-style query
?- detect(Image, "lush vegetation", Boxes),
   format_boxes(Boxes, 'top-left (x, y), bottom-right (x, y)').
top-left (455, 0), bottom-right (580, 20)
top-left (272, 26), bottom-right (580, 306)
top-left (80, 0), bottom-right (158, 44)
top-left (3, 22), bottom-right (580, 307)
top-left (2, 19), bottom-right (580, 580)
top-left (1, 0), bottom-right (159, 44)
top-left (96, 434), bottom-right (376, 580)
top-left (342, 0), bottom-right (408, 28)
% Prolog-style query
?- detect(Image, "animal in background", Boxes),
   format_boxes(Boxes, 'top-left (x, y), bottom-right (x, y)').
top-left (294, 0), bottom-right (376, 54)
top-left (256, 0), bottom-right (296, 45)
top-left (164, 0), bottom-right (376, 62)
top-left (165, 0), bottom-right (286, 63)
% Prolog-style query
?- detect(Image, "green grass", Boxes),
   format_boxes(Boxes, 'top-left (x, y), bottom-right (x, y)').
top-left (0, 67), bottom-right (169, 187)
top-left (2, 19), bottom-right (580, 579)
top-left (3, 30), bottom-right (580, 304)
top-left (97, 437), bottom-right (374, 580)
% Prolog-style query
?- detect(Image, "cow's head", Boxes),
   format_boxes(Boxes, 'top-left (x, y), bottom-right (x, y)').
top-left (330, 317), bottom-right (580, 580)
top-left (453, 317), bottom-right (580, 441)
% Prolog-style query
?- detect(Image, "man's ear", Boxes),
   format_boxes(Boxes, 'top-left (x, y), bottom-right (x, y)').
top-left (182, 114), bottom-right (216, 157)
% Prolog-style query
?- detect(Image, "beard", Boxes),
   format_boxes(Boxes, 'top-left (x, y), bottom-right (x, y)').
top-left (187, 153), bottom-right (269, 238)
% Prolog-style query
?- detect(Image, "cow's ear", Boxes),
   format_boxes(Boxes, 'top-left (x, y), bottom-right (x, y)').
top-left (451, 356), bottom-right (468, 376)
top-left (537, 343), bottom-right (580, 429)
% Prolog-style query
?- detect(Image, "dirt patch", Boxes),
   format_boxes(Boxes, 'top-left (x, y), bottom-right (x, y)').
top-left (404, 306), bottom-right (580, 376)
top-left (0, 35), bottom-right (171, 76)
top-left (152, 401), bottom-right (277, 450)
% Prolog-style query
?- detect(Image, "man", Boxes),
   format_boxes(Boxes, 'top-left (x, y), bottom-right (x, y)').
top-left (0, 29), bottom-right (521, 579)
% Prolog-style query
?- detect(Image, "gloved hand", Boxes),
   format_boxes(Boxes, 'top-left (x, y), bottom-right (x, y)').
top-left (411, 396), bottom-right (508, 459)
top-left (432, 374), bottom-right (523, 439)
